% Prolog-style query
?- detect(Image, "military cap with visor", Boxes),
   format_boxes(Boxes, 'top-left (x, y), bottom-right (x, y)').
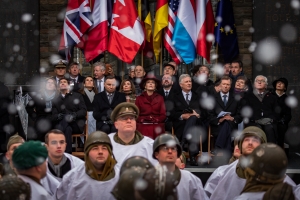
top-left (54, 59), bottom-right (67, 68)
top-left (110, 102), bottom-right (139, 122)
top-left (152, 133), bottom-right (182, 159)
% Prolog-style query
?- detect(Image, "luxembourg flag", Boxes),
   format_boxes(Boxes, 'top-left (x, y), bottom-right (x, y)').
top-left (172, 0), bottom-right (197, 64)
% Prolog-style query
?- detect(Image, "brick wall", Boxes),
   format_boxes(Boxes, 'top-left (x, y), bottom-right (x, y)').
top-left (39, 0), bottom-right (253, 78)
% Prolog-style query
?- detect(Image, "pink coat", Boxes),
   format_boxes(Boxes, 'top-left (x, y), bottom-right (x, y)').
top-left (135, 92), bottom-right (166, 139)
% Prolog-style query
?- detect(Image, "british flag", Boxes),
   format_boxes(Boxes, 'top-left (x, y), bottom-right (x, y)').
top-left (59, 0), bottom-right (93, 61)
top-left (164, 0), bottom-right (182, 64)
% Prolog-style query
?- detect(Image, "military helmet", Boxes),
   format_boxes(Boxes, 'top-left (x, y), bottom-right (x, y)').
top-left (246, 143), bottom-right (288, 182)
top-left (238, 126), bottom-right (267, 154)
top-left (120, 156), bottom-right (154, 176)
top-left (152, 133), bottom-right (182, 159)
top-left (111, 167), bottom-right (146, 200)
top-left (84, 131), bottom-right (112, 152)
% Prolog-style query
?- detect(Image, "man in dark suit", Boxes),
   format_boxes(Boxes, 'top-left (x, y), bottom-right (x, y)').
top-left (68, 62), bottom-right (85, 92)
top-left (157, 74), bottom-right (176, 133)
top-left (93, 76), bottom-right (126, 134)
top-left (170, 74), bottom-right (206, 166)
top-left (192, 65), bottom-right (214, 93)
top-left (52, 78), bottom-right (87, 153)
top-left (208, 76), bottom-right (242, 155)
top-left (242, 75), bottom-right (280, 144)
top-left (93, 62), bottom-right (106, 94)
top-left (163, 63), bottom-right (180, 93)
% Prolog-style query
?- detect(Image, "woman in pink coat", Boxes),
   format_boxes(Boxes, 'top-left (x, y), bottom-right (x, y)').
top-left (135, 74), bottom-right (166, 139)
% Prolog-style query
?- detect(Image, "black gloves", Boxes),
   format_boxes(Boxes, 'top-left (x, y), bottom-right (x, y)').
top-left (57, 113), bottom-right (64, 121)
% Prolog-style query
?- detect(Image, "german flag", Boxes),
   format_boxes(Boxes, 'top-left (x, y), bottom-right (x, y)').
top-left (138, 0), bottom-right (153, 58)
top-left (153, 0), bottom-right (168, 62)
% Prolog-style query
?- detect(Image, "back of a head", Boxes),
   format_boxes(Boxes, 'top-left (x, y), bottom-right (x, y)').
top-left (120, 156), bottom-right (154, 176)
top-left (246, 143), bottom-right (288, 183)
top-left (136, 166), bottom-right (178, 200)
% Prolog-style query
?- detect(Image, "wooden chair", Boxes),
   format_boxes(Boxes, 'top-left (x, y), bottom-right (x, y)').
top-left (72, 113), bottom-right (88, 158)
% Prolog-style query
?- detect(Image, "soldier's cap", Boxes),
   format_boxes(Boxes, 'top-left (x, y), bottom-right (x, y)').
top-left (163, 63), bottom-right (175, 70)
top-left (54, 59), bottom-right (67, 68)
top-left (12, 141), bottom-right (48, 170)
top-left (238, 126), bottom-right (267, 153)
top-left (7, 134), bottom-right (24, 151)
top-left (111, 102), bottom-right (139, 122)
top-left (0, 175), bottom-right (31, 200)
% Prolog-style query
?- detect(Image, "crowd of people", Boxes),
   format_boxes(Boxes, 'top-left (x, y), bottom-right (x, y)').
top-left (0, 59), bottom-right (299, 199)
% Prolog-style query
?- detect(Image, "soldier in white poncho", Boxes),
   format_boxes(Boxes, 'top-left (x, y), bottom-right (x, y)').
top-left (41, 129), bottom-right (84, 196)
top-left (108, 102), bottom-right (158, 169)
top-left (204, 126), bottom-right (295, 200)
top-left (55, 131), bottom-right (118, 200)
top-left (153, 133), bottom-right (209, 200)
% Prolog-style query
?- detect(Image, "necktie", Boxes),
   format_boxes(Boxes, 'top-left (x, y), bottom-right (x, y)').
top-left (223, 94), bottom-right (227, 106)
top-left (71, 78), bottom-right (76, 83)
top-left (165, 91), bottom-right (169, 98)
top-left (258, 93), bottom-right (263, 98)
top-left (97, 80), bottom-right (102, 92)
top-left (108, 93), bottom-right (112, 104)
top-left (185, 93), bottom-right (190, 104)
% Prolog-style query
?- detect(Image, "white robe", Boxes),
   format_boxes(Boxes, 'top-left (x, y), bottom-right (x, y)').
top-left (41, 153), bottom-right (84, 196)
top-left (177, 169), bottom-right (209, 200)
top-left (233, 192), bottom-right (265, 200)
top-left (18, 174), bottom-right (53, 200)
top-left (205, 160), bottom-right (296, 200)
top-left (55, 163), bottom-right (118, 200)
top-left (293, 185), bottom-right (300, 200)
top-left (108, 132), bottom-right (158, 169)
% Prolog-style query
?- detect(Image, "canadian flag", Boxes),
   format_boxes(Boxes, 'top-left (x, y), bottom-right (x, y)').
top-left (82, 0), bottom-right (108, 62)
top-left (108, 0), bottom-right (145, 63)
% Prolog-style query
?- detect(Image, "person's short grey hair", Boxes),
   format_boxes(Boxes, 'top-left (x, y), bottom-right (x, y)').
top-left (255, 75), bottom-right (268, 85)
top-left (179, 74), bottom-right (191, 83)
top-left (93, 62), bottom-right (106, 71)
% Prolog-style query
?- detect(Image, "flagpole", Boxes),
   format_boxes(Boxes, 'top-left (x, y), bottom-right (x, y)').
top-left (160, 44), bottom-right (163, 75)
top-left (141, 51), bottom-right (144, 67)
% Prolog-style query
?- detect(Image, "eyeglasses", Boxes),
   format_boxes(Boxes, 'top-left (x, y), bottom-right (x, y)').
top-left (160, 146), bottom-right (177, 152)
top-left (118, 116), bottom-right (136, 121)
top-left (50, 140), bottom-right (66, 145)
top-left (255, 79), bottom-right (265, 83)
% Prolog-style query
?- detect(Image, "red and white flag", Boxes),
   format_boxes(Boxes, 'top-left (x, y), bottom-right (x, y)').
top-left (59, 0), bottom-right (93, 61)
top-left (82, 0), bottom-right (108, 62)
top-left (196, 0), bottom-right (215, 63)
top-left (108, 0), bottom-right (145, 63)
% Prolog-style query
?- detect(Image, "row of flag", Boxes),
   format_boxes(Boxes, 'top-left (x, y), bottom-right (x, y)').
top-left (59, 0), bottom-right (239, 64)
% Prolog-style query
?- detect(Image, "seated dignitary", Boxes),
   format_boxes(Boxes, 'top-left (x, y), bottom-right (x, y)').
top-left (12, 141), bottom-right (52, 199)
top-left (192, 65), bottom-right (214, 93)
top-left (41, 129), bottom-right (84, 196)
top-left (26, 77), bottom-right (59, 141)
top-left (235, 143), bottom-right (295, 200)
top-left (93, 76), bottom-right (126, 134)
top-left (2, 134), bottom-right (24, 176)
top-left (204, 126), bottom-right (295, 200)
top-left (105, 63), bottom-right (122, 91)
top-left (271, 77), bottom-right (292, 148)
top-left (119, 79), bottom-right (137, 103)
top-left (153, 134), bottom-right (209, 200)
top-left (242, 75), bottom-right (280, 143)
top-left (56, 131), bottom-right (118, 200)
top-left (108, 102), bottom-right (158, 169)
top-left (162, 62), bottom-right (180, 92)
top-left (78, 76), bottom-right (98, 134)
top-left (68, 62), bottom-right (85, 92)
top-left (93, 62), bottom-right (106, 93)
top-left (133, 65), bottom-right (146, 96)
top-left (157, 74), bottom-right (176, 133)
top-left (53, 59), bottom-right (67, 85)
top-left (135, 74), bottom-right (166, 139)
top-left (208, 76), bottom-right (242, 154)
top-left (229, 60), bottom-right (253, 93)
top-left (52, 78), bottom-right (87, 153)
top-left (171, 74), bottom-right (206, 166)
top-left (0, 175), bottom-right (31, 200)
